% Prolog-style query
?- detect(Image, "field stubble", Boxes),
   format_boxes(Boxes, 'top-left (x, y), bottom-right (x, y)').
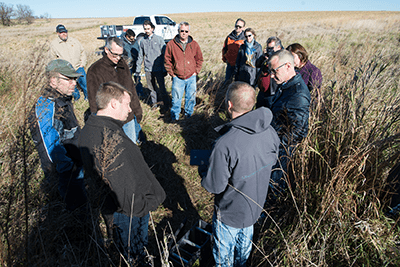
top-left (0, 11), bottom-right (400, 266)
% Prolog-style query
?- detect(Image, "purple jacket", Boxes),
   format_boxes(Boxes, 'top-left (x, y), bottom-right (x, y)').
top-left (298, 60), bottom-right (322, 92)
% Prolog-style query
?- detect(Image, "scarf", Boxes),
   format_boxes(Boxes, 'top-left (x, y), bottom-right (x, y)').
top-left (245, 40), bottom-right (255, 68)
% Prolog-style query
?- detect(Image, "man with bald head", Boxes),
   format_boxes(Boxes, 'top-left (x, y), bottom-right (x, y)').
top-left (201, 81), bottom-right (279, 267)
top-left (268, 49), bottom-right (311, 197)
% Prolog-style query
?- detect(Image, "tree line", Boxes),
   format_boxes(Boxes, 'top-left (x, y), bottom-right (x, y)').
top-left (0, 2), bottom-right (49, 26)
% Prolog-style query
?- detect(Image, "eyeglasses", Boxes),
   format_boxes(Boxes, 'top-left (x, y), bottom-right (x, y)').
top-left (58, 76), bottom-right (77, 82)
top-left (245, 34), bottom-right (253, 38)
top-left (108, 49), bottom-right (123, 58)
top-left (270, 62), bottom-right (287, 75)
top-left (235, 25), bottom-right (243, 29)
top-left (180, 30), bottom-right (189, 33)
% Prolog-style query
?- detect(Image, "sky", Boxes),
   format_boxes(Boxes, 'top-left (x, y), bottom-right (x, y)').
top-left (5, 0), bottom-right (400, 18)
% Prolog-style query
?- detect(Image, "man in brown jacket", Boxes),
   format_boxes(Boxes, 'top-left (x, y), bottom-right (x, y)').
top-left (87, 37), bottom-right (142, 143)
top-left (164, 21), bottom-right (203, 122)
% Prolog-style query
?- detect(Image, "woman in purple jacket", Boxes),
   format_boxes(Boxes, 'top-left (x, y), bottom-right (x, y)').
top-left (287, 43), bottom-right (322, 92)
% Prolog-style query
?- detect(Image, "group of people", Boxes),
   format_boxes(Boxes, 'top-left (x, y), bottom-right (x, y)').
top-left (202, 18), bottom-right (322, 266)
top-left (29, 18), bottom-right (322, 266)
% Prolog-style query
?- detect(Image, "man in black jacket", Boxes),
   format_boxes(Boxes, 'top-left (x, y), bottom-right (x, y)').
top-left (79, 81), bottom-right (165, 264)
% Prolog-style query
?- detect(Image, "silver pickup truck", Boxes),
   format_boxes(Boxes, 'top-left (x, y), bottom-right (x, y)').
top-left (98, 14), bottom-right (179, 42)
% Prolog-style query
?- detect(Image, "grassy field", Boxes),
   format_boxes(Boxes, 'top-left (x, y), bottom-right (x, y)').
top-left (1, 11), bottom-right (400, 266)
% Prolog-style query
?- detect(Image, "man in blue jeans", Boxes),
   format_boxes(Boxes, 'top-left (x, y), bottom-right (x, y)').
top-left (201, 82), bottom-right (279, 266)
top-left (164, 21), bottom-right (203, 122)
top-left (50, 24), bottom-right (88, 100)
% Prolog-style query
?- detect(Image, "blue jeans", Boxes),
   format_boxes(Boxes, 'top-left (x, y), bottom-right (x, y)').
top-left (225, 63), bottom-right (235, 82)
top-left (170, 75), bottom-right (197, 120)
top-left (123, 116), bottom-right (141, 144)
top-left (72, 67), bottom-right (88, 100)
top-left (113, 212), bottom-right (149, 261)
top-left (212, 213), bottom-right (253, 267)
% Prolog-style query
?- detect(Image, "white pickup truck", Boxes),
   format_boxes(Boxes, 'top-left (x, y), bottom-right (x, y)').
top-left (98, 15), bottom-right (179, 42)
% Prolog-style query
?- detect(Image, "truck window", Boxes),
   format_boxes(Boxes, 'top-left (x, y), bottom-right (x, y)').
top-left (155, 16), bottom-right (175, 25)
top-left (133, 16), bottom-right (151, 25)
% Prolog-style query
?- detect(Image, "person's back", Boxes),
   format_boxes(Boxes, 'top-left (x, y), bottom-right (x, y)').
top-left (202, 106), bottom-right (279, 227)
top-left (201, 82), bottom-right (279, 266)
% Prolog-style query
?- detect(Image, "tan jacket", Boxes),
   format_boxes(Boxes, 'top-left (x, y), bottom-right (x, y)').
top-left (50, 36), bottom-right (87, 69)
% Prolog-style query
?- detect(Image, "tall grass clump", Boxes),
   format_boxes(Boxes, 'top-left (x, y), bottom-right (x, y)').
top-left (1, 12), bottom-right (400, 266)
top-left (251, 26), bottom-right (400, 266)
top-left (0, 43), bottom-right (48, 265)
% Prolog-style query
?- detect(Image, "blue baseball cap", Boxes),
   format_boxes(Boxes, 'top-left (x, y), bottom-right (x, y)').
top-left (56, 24), bottom-right (68, 33)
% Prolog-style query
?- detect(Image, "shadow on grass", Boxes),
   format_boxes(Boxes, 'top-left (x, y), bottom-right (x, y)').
top-left (140, 141), bottom-right (200, 258)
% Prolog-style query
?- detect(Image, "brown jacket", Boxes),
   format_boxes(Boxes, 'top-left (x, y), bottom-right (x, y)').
top-left (87, 55), bottom-right (142, 123)
top-left (164, 35), bottom-right (203, 80)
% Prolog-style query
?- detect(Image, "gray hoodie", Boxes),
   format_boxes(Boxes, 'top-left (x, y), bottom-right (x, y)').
top-left (202, 107), bottom-right (279, 228)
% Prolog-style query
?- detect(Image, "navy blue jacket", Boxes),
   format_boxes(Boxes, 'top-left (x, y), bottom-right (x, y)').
top-left (270, 73), bottom-right (311, 147)
top-left (202, 107), bottom-right (279, 228)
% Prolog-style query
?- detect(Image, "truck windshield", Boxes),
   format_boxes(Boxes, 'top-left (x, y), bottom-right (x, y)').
top-left (155, 16), bottom-right (175, 25)
top-left (133, 17), bottom-right (151, 25)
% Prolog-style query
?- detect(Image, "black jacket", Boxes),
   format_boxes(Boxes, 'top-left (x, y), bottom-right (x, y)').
top-left (271, 73), bottom-right (311, 147)
top-left (79, 114), bottom-right (165, 217)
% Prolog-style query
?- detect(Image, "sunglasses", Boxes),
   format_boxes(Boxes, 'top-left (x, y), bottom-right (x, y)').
top-left (180, 30), bottom-right (189, 33)
top-left (235, 25), bottom-right (243, 28)
top-left (245, 34), bottom-right (253, 38)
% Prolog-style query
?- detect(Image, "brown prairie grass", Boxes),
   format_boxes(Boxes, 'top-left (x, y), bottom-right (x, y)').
top-left (0, 11), bottom-right (400, 266)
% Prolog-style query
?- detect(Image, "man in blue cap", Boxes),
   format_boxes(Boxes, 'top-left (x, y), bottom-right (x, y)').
top-left (29, 59), bottom-right (87, 211)
top-left (50, 24), bottom-right (88, 101)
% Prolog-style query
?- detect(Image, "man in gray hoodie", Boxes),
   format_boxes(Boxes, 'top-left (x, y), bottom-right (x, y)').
top-left (201, 81), bottom-right (279, 267)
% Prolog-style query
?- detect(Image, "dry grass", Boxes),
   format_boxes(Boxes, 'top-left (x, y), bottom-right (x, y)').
top-left (1, 11), bottom-right (400, 266)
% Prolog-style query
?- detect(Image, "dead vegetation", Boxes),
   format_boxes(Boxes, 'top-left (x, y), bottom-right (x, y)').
top-left (0, 11), bottom-right (400, 266)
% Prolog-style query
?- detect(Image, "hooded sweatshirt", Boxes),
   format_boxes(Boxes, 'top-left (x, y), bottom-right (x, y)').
top-left (202, 107), bottom-right (279, 228)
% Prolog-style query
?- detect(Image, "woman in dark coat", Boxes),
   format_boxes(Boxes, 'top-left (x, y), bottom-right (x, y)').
top-left (234, 28), bottom-right (263, 87)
